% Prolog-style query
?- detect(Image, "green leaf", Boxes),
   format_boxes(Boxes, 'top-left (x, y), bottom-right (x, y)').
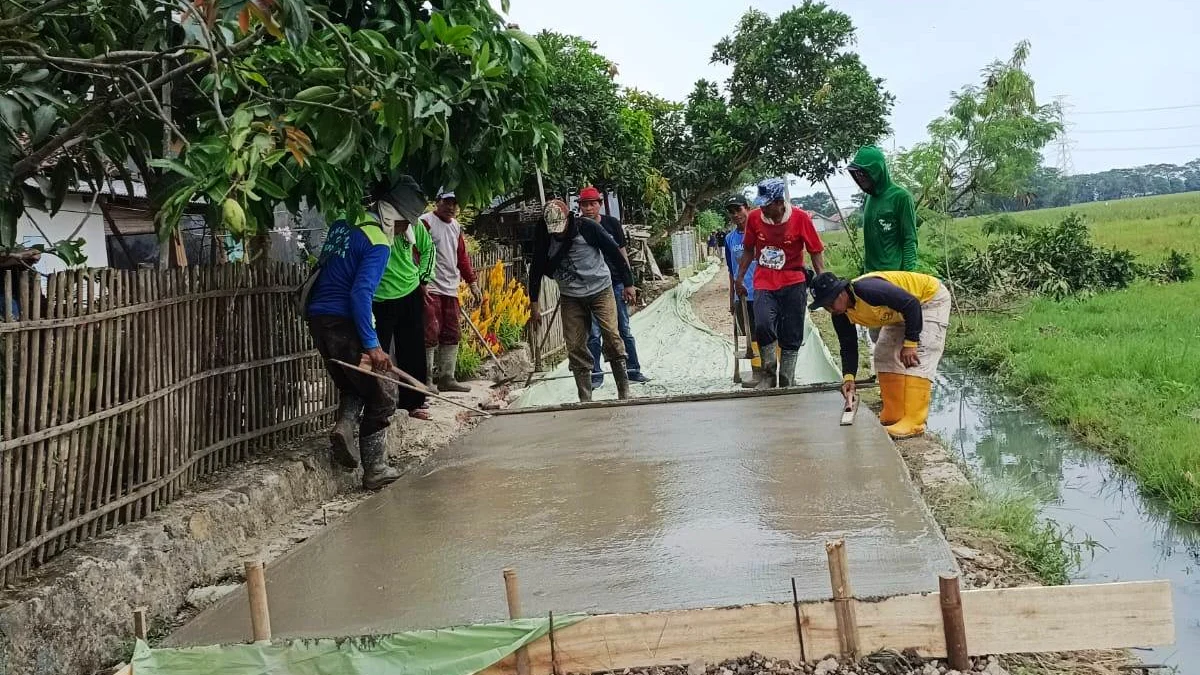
top-left (441, 25), bottom-right (474, 46)
top-left (149, 158), bottom-right (198, 181)
top-left (0, 95), bottom-right (21, 129)
top-left (505, 29), bottom-right (545, 63)
top-left (19, 69), bottom-right (50, 84)
top-left (31, 105), bottom-right (58, 145)
top-left (0, 198), bottom-right (20, 248)
top-left (244, 71), bottom-right (270, 87)
top-left (255, 176), bottom-right (288, 200)
top-left (389, 132), bottom-right (407, 168)
top-left (49, 161), bottom-right (73, 216)
top-left (328, 124), bottom-right (360, 166)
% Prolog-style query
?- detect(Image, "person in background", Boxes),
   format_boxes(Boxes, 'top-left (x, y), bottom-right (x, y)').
top-left (373, 195), bottom-right (437, 421)
top-left (735, 178), bottom-right (827, 389)
top-left (848, 145), bottom-right (921, 412)
top-left (305, 175), bottom-right (426, 490)
top-left (578, 186), bottom-right (650, 389)
top-left (808, 270), bottom-right (951, 440)
top-left (421, 191), bottom-right (481, 394)
top-left (724, 195), bottom-right (755, 362)
top-left (529, 200), bottom-right (637, 402)
top-left (707, 231), bottom-right (721, 258)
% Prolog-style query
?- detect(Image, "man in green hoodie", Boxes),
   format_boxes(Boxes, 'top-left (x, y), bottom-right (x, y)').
top-left (848, 146), bottom-right (919, 273)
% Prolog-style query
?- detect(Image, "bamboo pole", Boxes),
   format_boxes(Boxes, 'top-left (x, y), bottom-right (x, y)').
top-left (503, 568), bottom-right (530, 675)
top-left (825, 539), bottom-right (859, 658)
top-left (329, 360), bottom-right (492, 418)
top-left (939, 574), bottom-right (970, 671)
top-left (245, 560), bottom-right (272, 643)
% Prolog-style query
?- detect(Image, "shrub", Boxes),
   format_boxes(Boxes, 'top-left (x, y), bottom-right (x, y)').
top-left (951, 213), bottom-right (1139, 300)
top-left (1140, 249), bottom-right (1194, 284)
top-left (981, 214), bottom-right (1031, 237)
top-left (455, 342), bottom-right (483, 381)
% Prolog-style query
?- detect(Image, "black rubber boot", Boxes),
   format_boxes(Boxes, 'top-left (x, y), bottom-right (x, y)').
top-left (329, 394), bottom-right (363, 468)
top-left (572, 370), bottom-right (593, 402)
top-left (612, 359), bottom-right (632, 400)
top-left (360, 428), bottom-right (401, 490)
top-left (756, 348), bottom-right (778, 390)
top-left (779, 350), bottom-right (799, 388)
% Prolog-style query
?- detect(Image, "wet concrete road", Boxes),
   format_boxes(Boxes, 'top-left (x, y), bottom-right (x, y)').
top-left (171, 391), bottom-right (955, 645)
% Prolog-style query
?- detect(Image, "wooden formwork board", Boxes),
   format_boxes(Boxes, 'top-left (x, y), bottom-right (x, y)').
top-left (480, 581), bottom-right (1172, 674)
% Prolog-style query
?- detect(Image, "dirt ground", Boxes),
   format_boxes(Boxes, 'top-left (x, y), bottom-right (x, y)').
top-left (690, 259), bottom-right (736, 335)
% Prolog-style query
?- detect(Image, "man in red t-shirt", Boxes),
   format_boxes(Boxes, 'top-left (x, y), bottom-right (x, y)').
top-left (735, 178), bottom-right (827, 388)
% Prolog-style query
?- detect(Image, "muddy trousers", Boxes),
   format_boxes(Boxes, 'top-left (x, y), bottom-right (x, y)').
top-left (561, 290), bottom-right (625, 374)
top-left (373, 292), bottom-right (428, 413)
top-left (587, 283), bottom-right (642, 375)
top-left (753, 282), bottom-right (806, 351)
top-left (308, 316), bottom-right (397, 437)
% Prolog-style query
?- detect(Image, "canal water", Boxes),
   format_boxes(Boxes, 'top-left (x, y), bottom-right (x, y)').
top-left (928, 364), bottom-right (1199, 671)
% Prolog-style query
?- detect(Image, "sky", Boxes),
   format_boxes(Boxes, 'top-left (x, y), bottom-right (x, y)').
top-left (491, 0), bottom-right (1200, 203)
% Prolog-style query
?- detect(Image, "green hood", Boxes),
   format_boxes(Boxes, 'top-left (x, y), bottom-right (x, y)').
top-left (849, 145), bottom-right (892, 194)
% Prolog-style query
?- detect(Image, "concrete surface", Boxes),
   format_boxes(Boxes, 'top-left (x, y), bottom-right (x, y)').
top-left (171, 391), bottom-right (956, 645)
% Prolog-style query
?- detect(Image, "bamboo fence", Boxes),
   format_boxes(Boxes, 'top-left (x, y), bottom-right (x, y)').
top-left (0, 264), bottom-right (336, 585)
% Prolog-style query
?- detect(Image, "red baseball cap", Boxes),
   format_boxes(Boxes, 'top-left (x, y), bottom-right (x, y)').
top-left (578, 186), bottom-right (603, 202)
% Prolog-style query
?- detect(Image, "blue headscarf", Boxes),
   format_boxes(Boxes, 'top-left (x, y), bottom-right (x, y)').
top-left (755, 178), bottom-right (787, 206)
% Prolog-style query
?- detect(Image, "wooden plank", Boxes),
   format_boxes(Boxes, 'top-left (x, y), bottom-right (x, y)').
top-left (826, 539), bottom-right (859, 658)
top-left (480, 581), bottom-right (1173, 675)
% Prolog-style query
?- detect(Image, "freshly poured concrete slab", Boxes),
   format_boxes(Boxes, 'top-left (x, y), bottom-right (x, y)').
top-left (170, 391), bottom-right (955, 646)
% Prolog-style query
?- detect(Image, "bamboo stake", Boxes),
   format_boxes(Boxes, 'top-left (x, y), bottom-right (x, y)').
top-left (133, 607), bottom-right (149, 640)
top-left (503, 568), bottom-right (530, 675)
top-left (825, 539), bottom-right (859, 658)
top-left (330, 360), bottom-right (492, 418)
top-left (245, 560), bottom-right (272, 643)
top-left (939, 574), bottom-right (970, 671)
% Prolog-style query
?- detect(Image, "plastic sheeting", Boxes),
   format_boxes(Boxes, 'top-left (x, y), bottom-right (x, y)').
top-left (515, 264), bottom-right (840, 407)
top-left (132, 616), bottom-right (584, 675)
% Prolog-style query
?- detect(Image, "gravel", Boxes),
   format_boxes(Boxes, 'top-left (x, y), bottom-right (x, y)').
top-left (586, 652), bottom-right (1007, 675)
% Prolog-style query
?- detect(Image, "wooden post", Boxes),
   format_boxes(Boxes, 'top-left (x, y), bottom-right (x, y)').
top-left (825, 539), bottom-right (859, 658)
top-left (245, 560), bottom-right (272, 643)
top-left (939, 574), bottom-right (970, 671)
top-left (503, 568), bottom-right (530, 675)
top-left (133, 607), bottom-right (149, 641)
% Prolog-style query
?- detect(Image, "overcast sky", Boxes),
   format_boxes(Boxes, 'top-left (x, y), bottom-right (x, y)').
top-left (492, 0), bottom-right (1200, 202)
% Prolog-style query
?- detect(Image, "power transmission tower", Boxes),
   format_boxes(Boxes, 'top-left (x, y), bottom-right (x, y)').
top-left (1053, 95), bottom-right (1075, 176)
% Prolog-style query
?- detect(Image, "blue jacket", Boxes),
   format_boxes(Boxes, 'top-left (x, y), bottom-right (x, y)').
top-left (306, 217), bottom-right (391, 349)
top-left (725, 228), bottom-right (756, 301)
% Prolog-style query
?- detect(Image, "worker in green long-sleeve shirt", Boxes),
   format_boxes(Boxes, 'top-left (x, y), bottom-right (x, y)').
top-left (373, 206), bottom-right (437, 420)
top-left (848, 146), bottom-right (919, 273)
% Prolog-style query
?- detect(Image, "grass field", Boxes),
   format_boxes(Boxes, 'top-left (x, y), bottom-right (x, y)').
top-left (911, 193), bottom-right (1200, 521)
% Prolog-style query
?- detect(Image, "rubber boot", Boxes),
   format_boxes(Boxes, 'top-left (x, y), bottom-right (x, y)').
top-left (778, 350), bottom-right (799, 388)
top-left (876, 372), bottom-right (906, 426)
top-left (360, 428), bottom-right (401, 490)
top-left (425, 347), bottom-right (439, 393)
top-left (612, 359), bottom-right (631, 400)
top-left (329, 394), bottom-right (363, 469)
top-left (741, 367), bottom-right (760, 389)
top-left (886, 376), bottom-right (932, 440)
top-left (572, 370), bottom-right (593, 402)
top-left (756, 347), bottom-right (778, 390)
top-left (436, 344), bottom-right (471, 393)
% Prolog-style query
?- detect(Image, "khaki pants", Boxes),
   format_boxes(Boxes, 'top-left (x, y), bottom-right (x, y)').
top-left (561, 291), bottom-right (625, 373)
top-left (874, 284), bottom-right (952, 382)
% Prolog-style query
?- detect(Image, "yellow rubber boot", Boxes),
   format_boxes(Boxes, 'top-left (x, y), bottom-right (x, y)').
top-left (876, 372), bottom-right (906, 426)
top-left (886, 376), bottom-right (932, 440)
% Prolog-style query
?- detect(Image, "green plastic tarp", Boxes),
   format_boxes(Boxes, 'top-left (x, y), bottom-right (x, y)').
top-left (132, 615), bottom-right (586, 675)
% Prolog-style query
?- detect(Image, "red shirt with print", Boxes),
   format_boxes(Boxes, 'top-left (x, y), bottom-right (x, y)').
top-left (743, 206), bottom-right (825, 292)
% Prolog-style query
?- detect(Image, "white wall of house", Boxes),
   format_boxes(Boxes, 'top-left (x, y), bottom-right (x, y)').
top-left (16, 194), bottom-right (110, 274)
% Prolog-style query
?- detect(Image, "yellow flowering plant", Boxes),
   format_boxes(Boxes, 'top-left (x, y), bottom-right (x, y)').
top-left (457, 261), bottom-right (531, 375)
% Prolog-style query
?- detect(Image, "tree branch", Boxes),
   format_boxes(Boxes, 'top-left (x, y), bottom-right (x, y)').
top-left (12, 29), bottom-right (262, 179)
top-left (0, 0), bottom-right (77, 28)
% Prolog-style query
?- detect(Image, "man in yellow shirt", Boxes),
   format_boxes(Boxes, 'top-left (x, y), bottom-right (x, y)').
top-left (808, 270), bottom-right (952, 439)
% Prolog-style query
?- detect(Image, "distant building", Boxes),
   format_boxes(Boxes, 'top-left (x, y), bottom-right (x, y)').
top-left (808, 211), bottom-right (844, 233)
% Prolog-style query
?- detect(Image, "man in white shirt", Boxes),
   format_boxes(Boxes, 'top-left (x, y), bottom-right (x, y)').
top-left (420, 191), bottom-right (482, 393)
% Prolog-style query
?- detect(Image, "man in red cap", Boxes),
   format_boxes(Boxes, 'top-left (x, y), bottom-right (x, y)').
top-left (578, 186), bottom-right (650, 389)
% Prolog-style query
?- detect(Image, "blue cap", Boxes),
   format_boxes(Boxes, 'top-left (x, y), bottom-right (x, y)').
top-left (754, 178), bottom-right (787, 206)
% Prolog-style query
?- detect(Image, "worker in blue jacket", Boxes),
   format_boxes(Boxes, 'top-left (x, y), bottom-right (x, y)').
top-left (305, 175), bottom-right (427, 490)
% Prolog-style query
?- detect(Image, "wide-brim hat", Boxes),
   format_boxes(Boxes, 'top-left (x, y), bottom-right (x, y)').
top-left (374, 174), bottom-right (427, 224)
top-left (808, 272), bottom-right (850, 311)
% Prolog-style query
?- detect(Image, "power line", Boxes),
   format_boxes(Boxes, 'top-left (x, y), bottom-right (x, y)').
top-left (1073, 123), bottom-right (1200, 134)
top-left (1074, 144), bottom-right (1200, 152)
top-left (1073, 103), bottom-right (1200, 115)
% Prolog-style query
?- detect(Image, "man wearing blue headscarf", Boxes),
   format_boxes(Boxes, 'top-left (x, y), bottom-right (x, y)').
top-left (734, 178), bottom-right (827, 388)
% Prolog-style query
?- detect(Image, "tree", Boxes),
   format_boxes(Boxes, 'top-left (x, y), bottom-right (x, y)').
top-left (889, 41), bottom-right (1062, 216)
top-left (658, 2), bottom-right (892, 236)
top-left (793, 191), bottom-right (835, 216)
top-left (1, 0), bottom-right (557, 259)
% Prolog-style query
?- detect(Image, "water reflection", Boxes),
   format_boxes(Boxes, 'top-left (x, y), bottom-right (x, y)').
top-left (928, 363), bottom-right (1200, 671)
